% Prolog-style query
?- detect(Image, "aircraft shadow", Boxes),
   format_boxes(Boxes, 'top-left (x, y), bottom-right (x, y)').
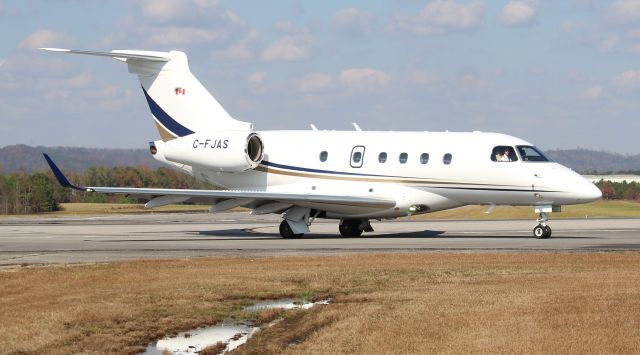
top-left (196, 228), bottom-right (599, 240)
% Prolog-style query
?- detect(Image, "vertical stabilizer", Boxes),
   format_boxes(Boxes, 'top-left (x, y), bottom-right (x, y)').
top-left (41, 48), bottom-right (253, 140)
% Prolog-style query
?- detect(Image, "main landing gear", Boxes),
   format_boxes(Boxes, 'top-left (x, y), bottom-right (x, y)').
top-left (532, 205), bottom-right (560, 239)
top-left (339, 219), bottom-right (373, 237)
top-left (279, 220), bottom-right (304, 239)
top-left (278, 217), bottom-right (374, 238)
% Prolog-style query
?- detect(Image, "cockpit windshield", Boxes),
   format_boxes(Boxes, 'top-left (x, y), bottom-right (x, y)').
top-left (516, 146), bottom-right (552, 162)
top-left (491, 146), bottom-right (518, 162)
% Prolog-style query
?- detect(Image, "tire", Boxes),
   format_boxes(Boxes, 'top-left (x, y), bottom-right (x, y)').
top-left (339, 220), bottom-right (364, 237)
top-left (533, 225), bottom-right (546, 239)
top-left (279, 220), bottom-right (303, 239)
top-left (543, 225), bottom-right (552, 239)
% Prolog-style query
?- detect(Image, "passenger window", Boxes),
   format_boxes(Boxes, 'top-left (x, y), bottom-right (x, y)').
top-left (399, 153), bottom-right (408, 164)
top-left (353, 151), bottom-right (362, 163)
top-left (420, 153), bottom-right (429, 164)
top-left (491, 146), bottom-right (518, 162)
top-left (378, 152), bottom-right (387, 163)
top-left (517, 146), bottom-right (551, 162)
top-left (443, 153), bottom-right (452, 165)
top-left (319, 151), bottom-right (328, 162)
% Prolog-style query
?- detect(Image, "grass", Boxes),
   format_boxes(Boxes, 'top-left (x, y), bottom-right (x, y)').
top-left (2, 253), bottom-right (640, 354)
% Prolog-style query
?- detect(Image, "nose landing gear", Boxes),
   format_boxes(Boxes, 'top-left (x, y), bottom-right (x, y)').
top-left (532, 205), bottom-right (560, 239)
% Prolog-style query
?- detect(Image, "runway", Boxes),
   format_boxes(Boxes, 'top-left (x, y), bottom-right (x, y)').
top-left (1, 213), bottom-right (640, 265)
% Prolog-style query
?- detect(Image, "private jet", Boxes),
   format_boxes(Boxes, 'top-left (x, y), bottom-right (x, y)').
top-left (41, 48), bottom-right (602, 239)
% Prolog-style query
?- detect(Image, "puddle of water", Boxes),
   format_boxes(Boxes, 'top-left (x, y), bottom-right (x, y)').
top-left (143, 323), bottom-right (256, 355)
top-left (245, 298), bottom-right (330, 312)
top-left (143, 299), bottom-right (330, 355)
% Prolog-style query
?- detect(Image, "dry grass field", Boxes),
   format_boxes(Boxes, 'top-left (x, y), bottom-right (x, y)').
top-left (2, 252), bottom-right (640, 354)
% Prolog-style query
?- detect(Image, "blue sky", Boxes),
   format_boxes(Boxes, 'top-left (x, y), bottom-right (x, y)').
top-left (1, 0), bottom-right (640, 153)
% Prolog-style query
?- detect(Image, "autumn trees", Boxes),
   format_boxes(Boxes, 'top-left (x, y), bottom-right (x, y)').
top-left (0, 166), bottom-right (214, 214)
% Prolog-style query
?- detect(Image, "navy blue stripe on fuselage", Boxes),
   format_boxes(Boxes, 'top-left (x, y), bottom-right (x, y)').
top-left (261, 160), bottom-right (426, 180)
top-left (142, 87), bottom-right (194, 137)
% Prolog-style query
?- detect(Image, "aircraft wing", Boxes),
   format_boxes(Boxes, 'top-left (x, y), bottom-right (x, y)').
top-left (43, 154), bottom-right (396, 211)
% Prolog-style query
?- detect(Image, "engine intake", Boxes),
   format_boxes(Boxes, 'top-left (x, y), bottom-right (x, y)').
top-left (153, 132), bottom-right (264, 172)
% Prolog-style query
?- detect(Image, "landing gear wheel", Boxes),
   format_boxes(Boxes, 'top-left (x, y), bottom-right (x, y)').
top-left (339, 220), bottom-right (364, 237)
top-left (533, 225), bottom-right (551, 239)
top-left (279, 220), bottom-right (303, 239)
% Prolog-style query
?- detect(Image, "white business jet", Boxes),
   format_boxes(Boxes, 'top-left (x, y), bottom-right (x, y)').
top-left (41, 48), bottom-right (601, 239)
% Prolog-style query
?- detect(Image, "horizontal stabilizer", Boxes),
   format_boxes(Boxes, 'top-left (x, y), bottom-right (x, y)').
top-left (40, 48), bottom-right (171, 62)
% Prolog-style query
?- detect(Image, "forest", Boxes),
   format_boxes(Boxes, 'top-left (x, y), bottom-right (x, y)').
top-left (0, 166), bottom-right (213, 214)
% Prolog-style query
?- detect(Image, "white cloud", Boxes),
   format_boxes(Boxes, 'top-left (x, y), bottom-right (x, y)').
top-left (19, 30), bottom-right (74, 50)
top-left (149, 27), bottom-right (225, 46)
top-left (333, 8), bottom-right (376, 38)
top-left (617, 70), bottom-right (640, 87)
top-left (500, 1), bottom-right (537, 27)
top-left (137, 0), bottom-right (237, 24)
top-left (218, 29), bottom-right (261, 60)
top-left (247, 72), bottom-right (267, 93)
top-left (584, 85), bottom-right (603, 99)
top-left (609, 0), bottom-right (640, 24)
top-left (261, 34), bottom-right (314, 61)
top-left (296, 73), bottom-right (334, 92)
top-left (108, 0), bottom-right (249, 49)
top-left (340, 68), bottom-right (391, 91)
top-left (389, 0), bottom-right (485, 35)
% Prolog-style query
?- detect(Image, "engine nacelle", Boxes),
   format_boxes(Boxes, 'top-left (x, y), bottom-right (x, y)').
top-left (150, 132), bottom-right (264, 172)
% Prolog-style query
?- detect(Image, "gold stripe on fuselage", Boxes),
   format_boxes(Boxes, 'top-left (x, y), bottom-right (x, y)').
top-left (255, 165), bottom-right (524, 188)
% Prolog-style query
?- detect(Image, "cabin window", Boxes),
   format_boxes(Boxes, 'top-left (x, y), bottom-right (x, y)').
top-left (420, 153), bottom-right (429, 164)
top-left (491, 146), bottom-right (518, 162)
top-left (353, 151), bottom-right (362, 163)
top-left (399, 153), bottom-right (408, 164)
top-left (443, 153), bottom-right (452, 165)
top-left (319, 151), bottom-right (328, 162)
top-left (350, 146), bottom-right (365, 168)
top-left (378, 152), bottom-right (387, 163)
top-left (517, 146), bottom-right (551, 162)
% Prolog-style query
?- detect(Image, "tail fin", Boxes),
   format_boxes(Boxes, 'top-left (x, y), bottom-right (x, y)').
top-left (41, 48), bottom-right (253, 141)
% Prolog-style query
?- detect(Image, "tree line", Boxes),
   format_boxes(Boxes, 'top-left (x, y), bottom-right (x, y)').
top-left (596, 180), bottom-right (640, 200)
top-left (0, 166), bottom-right (214, 214)
top-left (0, 168), bottom-right (638, 215)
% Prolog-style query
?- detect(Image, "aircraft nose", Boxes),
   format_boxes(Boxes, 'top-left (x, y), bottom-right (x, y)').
top-left (578, 180), bottom-right (602, 202)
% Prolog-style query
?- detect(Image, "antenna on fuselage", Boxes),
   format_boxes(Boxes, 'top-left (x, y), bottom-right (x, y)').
top-left (310, 124), bottom-right (318, 131)
top-left (352, 122), bottom-right (362, 131)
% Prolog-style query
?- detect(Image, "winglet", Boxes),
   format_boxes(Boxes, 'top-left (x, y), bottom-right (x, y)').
top-left (42, 153), bottom-right (87, 191)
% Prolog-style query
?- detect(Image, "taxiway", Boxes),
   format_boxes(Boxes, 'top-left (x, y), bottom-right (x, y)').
top-left (1, 213), bottom-right (639, 265)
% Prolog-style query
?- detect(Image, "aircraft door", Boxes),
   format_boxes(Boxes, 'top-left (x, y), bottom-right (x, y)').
top-left (350, 146), bottom-right (365, 168)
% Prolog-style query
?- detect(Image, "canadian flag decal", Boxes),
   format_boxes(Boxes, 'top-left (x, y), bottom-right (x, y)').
top-left (175, 87), bottom-right (186, 95)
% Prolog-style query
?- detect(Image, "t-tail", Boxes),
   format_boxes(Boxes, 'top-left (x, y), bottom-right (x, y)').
top-left (40, 48), bottom-right (253, 141)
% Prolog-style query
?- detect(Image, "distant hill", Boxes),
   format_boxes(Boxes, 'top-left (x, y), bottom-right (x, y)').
top-left (0, 145), bottom-right (162, 173)
top-left (546, 149), bottom-right (640, 174)
top-left (1, 145), bottom-right (639, 174)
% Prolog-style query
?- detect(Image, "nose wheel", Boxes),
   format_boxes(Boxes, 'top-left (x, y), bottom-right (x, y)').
top-left (533, 210), bottom-right (552, 239)
top-left (533, 224), bottom-right (551, 239)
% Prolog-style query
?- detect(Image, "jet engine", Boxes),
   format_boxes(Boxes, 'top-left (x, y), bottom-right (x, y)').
top-left (150, 132), bottom-right (264, 172)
